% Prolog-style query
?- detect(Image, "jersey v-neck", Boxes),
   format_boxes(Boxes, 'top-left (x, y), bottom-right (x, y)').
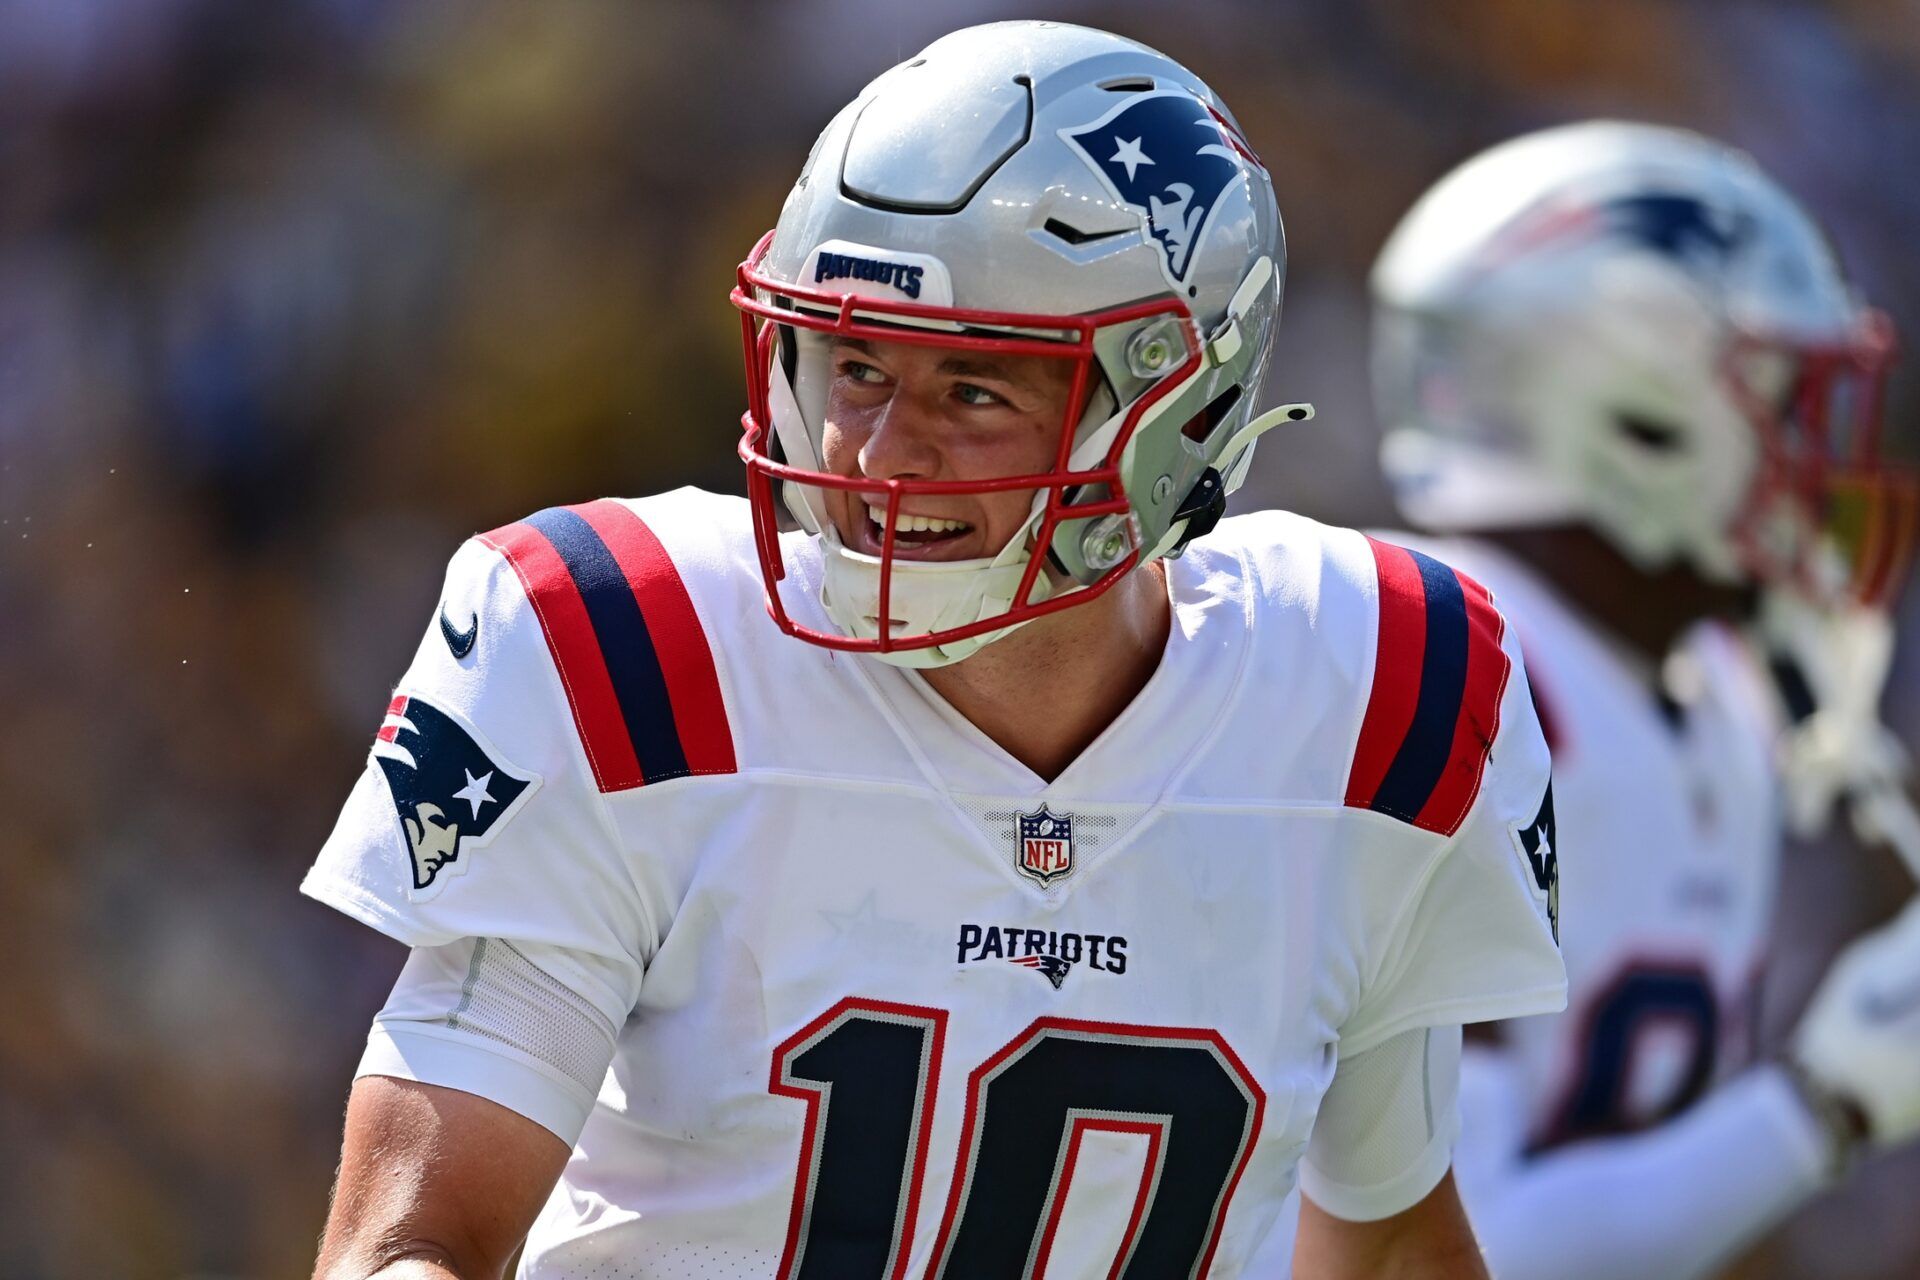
top-left (846, 547), bottom-right (1257, 803)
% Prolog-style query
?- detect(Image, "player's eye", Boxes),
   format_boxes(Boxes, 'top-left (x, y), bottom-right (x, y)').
top-left (954, 382), bottom-right (1007, 407)
top-left (836, 358), bottom-right (887, 385)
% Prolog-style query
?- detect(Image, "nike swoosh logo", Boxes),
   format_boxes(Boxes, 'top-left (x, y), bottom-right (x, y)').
top-left (439, 605), bottom-right (478, 659)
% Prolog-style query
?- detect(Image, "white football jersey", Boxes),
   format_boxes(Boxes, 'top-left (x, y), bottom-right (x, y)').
top-left (303, 489), bottom-right (1564, 1279)
top-left (1396, 536), bottom-right (1782, 1148)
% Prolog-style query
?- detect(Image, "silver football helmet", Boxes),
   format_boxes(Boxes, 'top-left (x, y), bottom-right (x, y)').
top-left (1374, 120), bottom-right (1920, 859)
top-left (734, 21), bottom-right (1311, 667)
top-left (1371, 120), bottom-right (1915, 605)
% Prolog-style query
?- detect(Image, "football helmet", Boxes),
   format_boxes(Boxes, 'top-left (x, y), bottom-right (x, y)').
top-left (1371, 120), bottom-right (1916, 606)
top-left (733, 21), bottom-right (1310, 667)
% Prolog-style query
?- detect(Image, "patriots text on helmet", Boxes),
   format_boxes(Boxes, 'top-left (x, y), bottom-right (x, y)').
top-left (812, 252), bottom-right (924, 299)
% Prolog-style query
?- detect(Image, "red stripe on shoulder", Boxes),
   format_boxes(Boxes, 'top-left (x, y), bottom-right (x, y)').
top-left (1415, 569), bottom-right (1511, 836)
top-left (1346, 537), bottom-right (1428, 810)
top-left (478, 521), bottom-right (645, 792)
top-left (570, 500), bottom-right (736, 776)
top-left (375, 694), bottom-right (409, 742)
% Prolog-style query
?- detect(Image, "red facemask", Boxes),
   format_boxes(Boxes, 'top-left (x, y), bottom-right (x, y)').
top-left (730, 230), bottom-right (1202, 657)
top-left (1724, 308), bottom-right (1920, 607)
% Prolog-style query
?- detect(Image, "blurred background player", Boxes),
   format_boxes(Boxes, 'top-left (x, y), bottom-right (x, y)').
top-left (1362, 119), bottom-right (1920, 1279)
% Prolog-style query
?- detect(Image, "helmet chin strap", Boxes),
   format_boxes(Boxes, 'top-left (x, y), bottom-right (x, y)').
top-left (1142, 400), bottom-right (1316, 563)
top-left (1762, 592), bottom-right (1920, 881)
top-left (816, 522), bottom-right (1058, 668)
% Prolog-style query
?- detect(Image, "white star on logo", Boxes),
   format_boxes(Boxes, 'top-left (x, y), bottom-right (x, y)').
top-left (1109, 136), bottom-right (1154, 182)
top-left (1533, 824), bottom-right (1552, 860)
top-left (453, 769), bottom-right (496, 820)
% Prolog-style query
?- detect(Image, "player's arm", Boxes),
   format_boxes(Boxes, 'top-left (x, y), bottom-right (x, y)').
top-left (1293, 1025), bottom-right (1488, 1278)
top-left (1296, 1171), bottom-right (1486, 1280)
top-left (1453, 1046), bottom-right (1830, 1280)
top-left (1455, 899), bottom-right (1920, 1280)
top-left (313, 1076), bottom-right (569, 1280)
top-left (311, 933), bottom-right (627, 1278)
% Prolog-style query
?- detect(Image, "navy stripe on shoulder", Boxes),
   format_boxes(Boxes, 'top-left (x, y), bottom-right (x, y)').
top-left (524, 506), bottom-right (691, 784)
top-left (1370, 547), bottom-right (1469, 822)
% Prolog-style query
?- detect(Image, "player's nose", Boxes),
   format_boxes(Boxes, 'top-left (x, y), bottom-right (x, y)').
top-left (856, 390), bottom-right (945, 482)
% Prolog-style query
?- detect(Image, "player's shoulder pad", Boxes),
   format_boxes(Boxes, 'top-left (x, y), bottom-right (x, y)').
top-left (474, 491), bottom-right (741, 794)
top-left (1341, 533), bottom-right (1516, 837)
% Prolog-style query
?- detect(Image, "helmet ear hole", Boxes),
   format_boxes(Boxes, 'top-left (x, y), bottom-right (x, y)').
top-left (1613, 410), bottom-right (1685, 453)
top-left (1183, 385), bottom-right (1243, 444)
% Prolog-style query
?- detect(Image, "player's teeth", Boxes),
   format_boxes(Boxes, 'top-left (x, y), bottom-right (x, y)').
top-left (865, 504), bottom-right (969, 534)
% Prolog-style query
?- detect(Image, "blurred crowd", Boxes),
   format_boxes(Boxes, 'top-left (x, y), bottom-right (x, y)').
top-left (2, 1), bottom-right (1918, 1275)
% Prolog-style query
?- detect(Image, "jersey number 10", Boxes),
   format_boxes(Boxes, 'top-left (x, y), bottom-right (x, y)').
top-left (770, 997), bottom-right (1266, 1279)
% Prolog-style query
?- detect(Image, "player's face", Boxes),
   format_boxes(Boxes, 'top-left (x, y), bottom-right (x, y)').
top-left (820, 337), bottom-right (1081, 562)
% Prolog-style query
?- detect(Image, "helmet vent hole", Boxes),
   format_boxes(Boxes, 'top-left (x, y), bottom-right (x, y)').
top-left (1099, 76), bottom-right (1156, 92)
top-left (1043, 218), bottom-right (1127, 247)
top-left (1613, 410), bottom-right (1684, 453)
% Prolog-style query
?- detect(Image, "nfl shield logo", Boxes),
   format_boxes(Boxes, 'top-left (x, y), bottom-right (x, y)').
top-left (1016, 805), bottom-right (1075, 886)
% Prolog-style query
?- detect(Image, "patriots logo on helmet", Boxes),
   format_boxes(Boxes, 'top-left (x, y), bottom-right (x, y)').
top-left (1016, 805), bottom-right (1075, 886)
top-left (1600, 192), bottom-right (1753, 268)
top-left (370, 694), bottom-right (539, 897)
top-left (1484, 191), bottom-right (1753, 279)
top-left (1060, 91), bottom-right (1256, 289)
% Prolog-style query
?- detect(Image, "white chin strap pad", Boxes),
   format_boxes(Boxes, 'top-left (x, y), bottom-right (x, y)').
top-left (817, 525), bottom-right (1058, 669)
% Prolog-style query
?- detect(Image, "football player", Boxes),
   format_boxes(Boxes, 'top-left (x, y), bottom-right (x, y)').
top-left (304, 23), bottom-right (1567, 1279)
top-left (1350, 120), bottom-right (1920, 1278)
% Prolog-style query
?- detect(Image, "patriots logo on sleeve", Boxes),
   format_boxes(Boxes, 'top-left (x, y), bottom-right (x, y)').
top-left (1510, 779), bottom-right (1560, 944)
top-left (370, 694), bottom-right (540, 897)
top-left (1060, 91), bottom-right (1257, 288)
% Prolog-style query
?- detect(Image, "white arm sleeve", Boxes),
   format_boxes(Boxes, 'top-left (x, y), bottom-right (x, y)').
top-left (357, 937), bottom-right (625, 1144)
top-left (1454, 1052), bottom-right (1832, 1280)
top-left (1301, 1024), bottom-right (1464, 1222)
